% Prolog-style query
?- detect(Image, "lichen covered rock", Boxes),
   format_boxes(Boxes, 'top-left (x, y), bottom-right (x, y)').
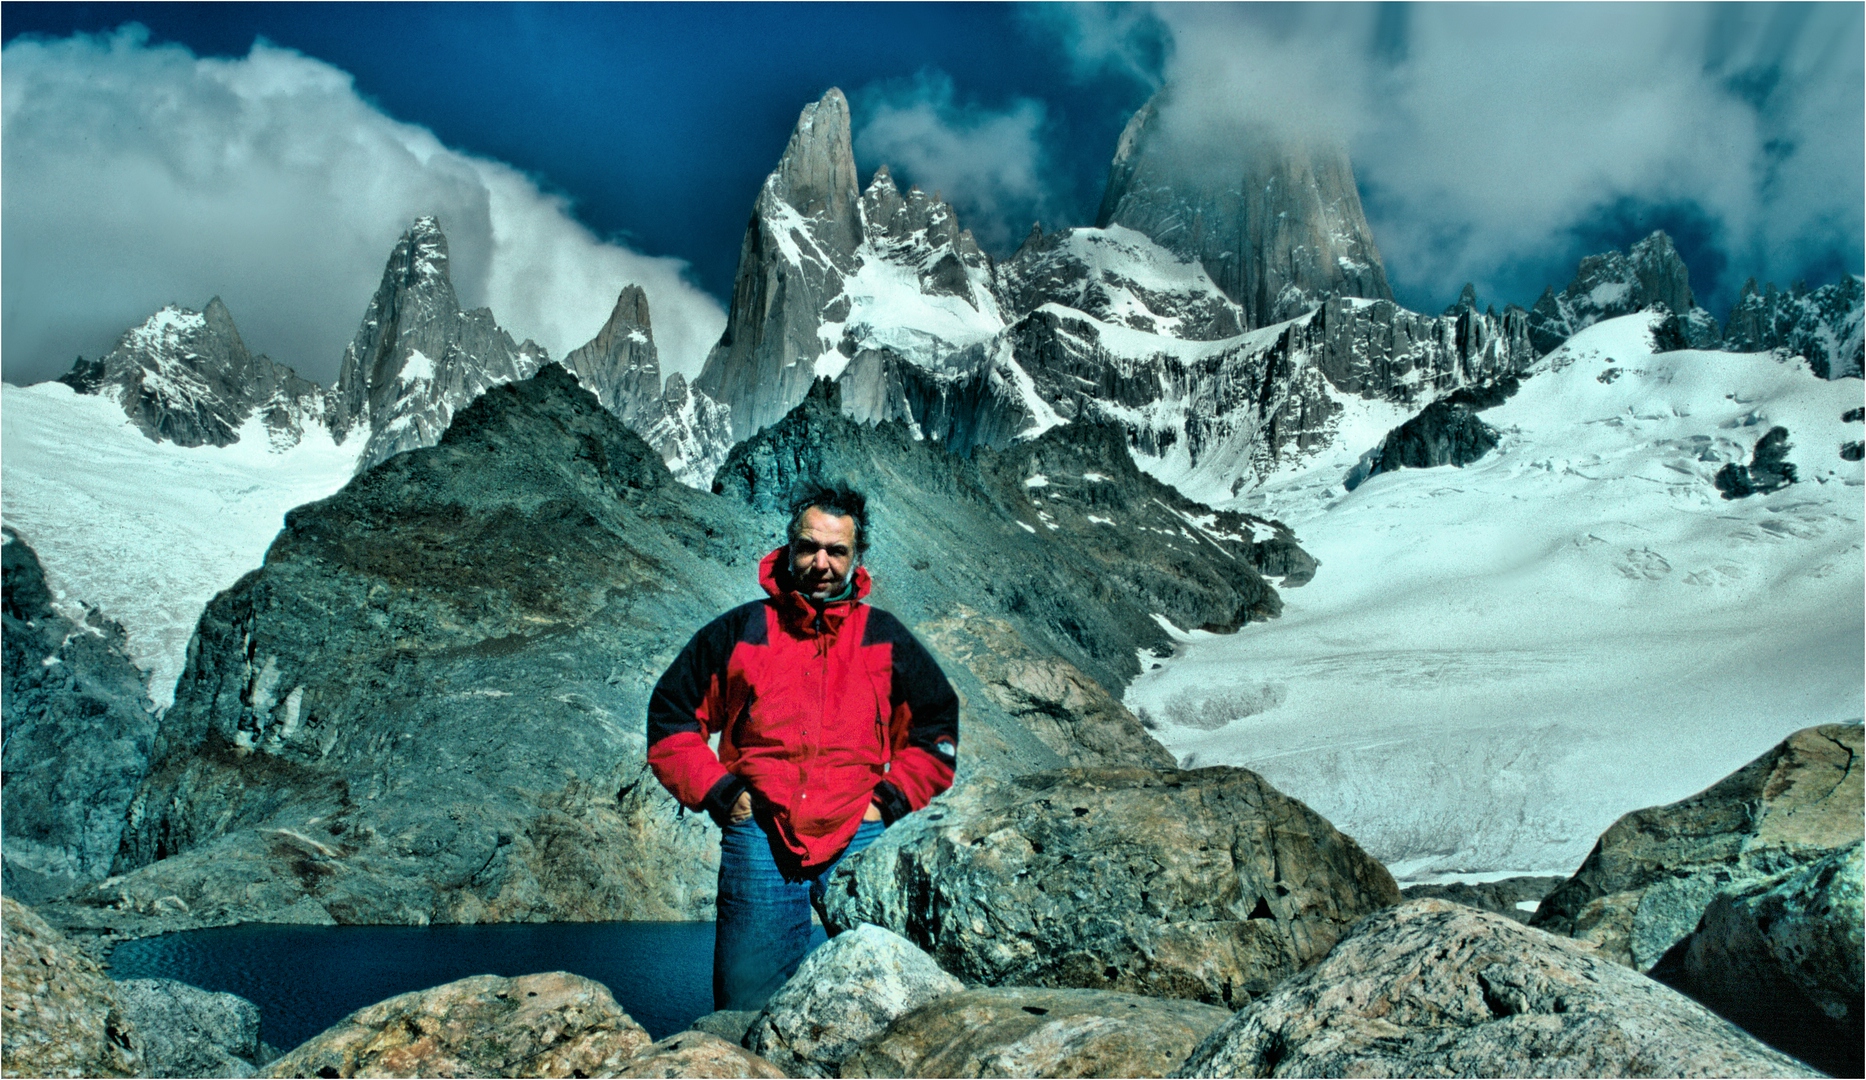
top-left (1, 896), bottom-right (144, 1078)
top-left (610, 1030), bottom-right (785, 1078)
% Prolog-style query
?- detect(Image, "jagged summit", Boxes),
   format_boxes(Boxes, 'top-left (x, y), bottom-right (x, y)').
top-left (1095, 91), bottom-right (1393, 329)
top-left (1722, 274), bottom-right (1863, 379)
top-left (54, 296), bottom-right (325, 450)
top-left (1528, 231), bottom-right (1720, 354)
top-left (331, 216), bottom-right (547, 471)
top-left (560, 284), bottom-right (734, 487)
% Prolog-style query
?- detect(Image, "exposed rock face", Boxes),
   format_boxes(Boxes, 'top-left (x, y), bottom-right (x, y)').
top-left (262, 972), bottom-right (653, 1079)
top-left (1095, 92), bottom-right (1391, 327)
top-left (1532, 723), bottom-right (1863, 971)
top-left (1529, 231), bottom-right (1722, 354)
top-left (1350, 400), bottom-right (1500, 489)
top-left (612, 1031), bottom-right (786, 1078)
top-left (999, 224), bottom-right (1245, 341)
top-left (50, 366), bottom-right (755, 935)
top-left (1654, 841), bottom-right (1864, 1078)
top-left (560, 286), bottom-right (735, 488)
top-left (1174, 899), bottom-right (1819, 1079)
top-left (114, 977), bottom-right (264, 1078)
top-left (330, 216), bottom-right (549, 471)
top-left (1, 529), bottom-right (158, 903)
top-left (695, 90), bottom-right (1009, 445)
top-left (744, 923), bottom-right (964, 1077)
top-left (1, 896), bottom-right (144, 1078)
top-left (916, 608), bottom-right (1176, 769)
top-left (844, 986), bottom-right (1231, 1079)
top-left (55, 297), bottom-right (327, 450)
top-left (823, 766), bottom-right (1400, 1008)
top-left (714, 378), bottom-right (1302, 701)
top-left (1714, 425), bottom-right (1798, 499)
top-left (1724, 274), bottom-right (1866, 379)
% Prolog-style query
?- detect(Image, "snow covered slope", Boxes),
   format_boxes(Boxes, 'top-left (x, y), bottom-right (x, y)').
top-left (2, 381), bottom-right (360, 707)
top-left (1126, 312), bottom-right (1864, 883)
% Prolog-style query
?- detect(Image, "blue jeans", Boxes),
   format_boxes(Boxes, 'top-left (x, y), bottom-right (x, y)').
top-left (713, 816), bottom-right (885, 1011)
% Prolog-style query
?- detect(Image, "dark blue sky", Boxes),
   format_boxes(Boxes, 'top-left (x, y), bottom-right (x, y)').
top-left (3, 3), bottom-right (1859, 384)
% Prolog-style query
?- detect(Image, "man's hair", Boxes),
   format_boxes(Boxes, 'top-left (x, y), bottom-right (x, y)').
top-left (787, 481), bottom-right (870, 556)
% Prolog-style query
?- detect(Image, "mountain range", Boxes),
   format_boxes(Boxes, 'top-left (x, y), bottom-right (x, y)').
top-left (3, 85), bottom-right (1861, 918)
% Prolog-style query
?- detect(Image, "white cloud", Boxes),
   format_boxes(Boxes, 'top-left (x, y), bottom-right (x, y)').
top-left (1046, 3), bottom-right (1863, 312)
top-left (852, 71), bottom-right (1058, 254)
top-left (1, 27), bottom-right (725, 387)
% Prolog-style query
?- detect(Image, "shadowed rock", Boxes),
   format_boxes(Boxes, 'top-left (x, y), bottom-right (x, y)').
top-left (1653, 841), bottom-right (1863, 1078)
top-left (1, 896), bottom-right (144, 1078)
top-left (1400, 875), bottom-right (1565, 924)
top-left (745, 923), bottom-right (963, 1077)
top-left (824, 766), bottom-right (1400, 1008)
top-left (1714, 425), bottom-right (1798, 499)
top-left (262, 972), bottom-right (652, 1078)
top-left (845, 986), bottom-right (1231, 1079)
top-left (1174, 899), bottom-right (1820, 1078)
top-left (1533, 723), bottom-right (1862, 971)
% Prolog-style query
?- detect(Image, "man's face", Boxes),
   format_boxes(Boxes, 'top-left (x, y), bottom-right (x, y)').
top-left (790, 507), bottom-right (858, 600)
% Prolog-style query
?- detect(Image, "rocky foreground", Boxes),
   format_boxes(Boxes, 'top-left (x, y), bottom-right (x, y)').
top-left (7, 724), bottom-right (1858, 1078)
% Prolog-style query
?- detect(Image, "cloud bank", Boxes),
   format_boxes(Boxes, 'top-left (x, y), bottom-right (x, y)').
top-left (1049, 3), bottom-right (1864, 316)
top-left (852, 71), bottom-right (1059, 255)
top-left (2, 27), bottom-right (726, 387)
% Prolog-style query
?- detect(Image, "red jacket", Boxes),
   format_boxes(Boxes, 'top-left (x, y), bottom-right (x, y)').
top-left (646, 548), bottom-right (959, 866)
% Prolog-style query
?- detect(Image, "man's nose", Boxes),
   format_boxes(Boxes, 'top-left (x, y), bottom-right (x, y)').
top-left (812, 549), bottom-right (830, 569)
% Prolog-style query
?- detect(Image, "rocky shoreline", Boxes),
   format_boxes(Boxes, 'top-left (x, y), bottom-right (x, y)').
top-left (6, 723), bottom-right (1857, 1078)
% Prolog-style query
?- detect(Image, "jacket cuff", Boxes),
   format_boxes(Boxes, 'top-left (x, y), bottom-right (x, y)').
top-left (872, 781), bottom-right (912, 826)
top-left (702, 773), bottom-right (749, 828)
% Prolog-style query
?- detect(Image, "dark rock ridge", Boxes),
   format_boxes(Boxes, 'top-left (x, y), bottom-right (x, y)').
top-left (1095, 90), bottom-right (1392, 328)
top-left (559, 284), bottom-right (734, 486)
top-left (1532, 723), bottom-right (1862, 972)
top-left (824, 766), bottom-right (1401, 1010)
top-left (1399, 874), bottom-right (1565, 924)
top-left (999, 223), bottom-right (1245, 341)
top-left (714, 377), bottom-right (1307, 699)
top-left (1174, 899), bottom-right (1820, 1078)
top-left (1529, 231), bottom-right (1723, 354)
top-left (51, 365), bottom-right (760, 934)
top-left (1714, 425), bottom-right (1798, 499)
top-left (1723, 274), bottom-right (1865, 379)
top-left (2, 529), bottom-right (158, 904)
top-left (329, 216), bottom-right (550, 472)
top-left (1653, 841), bottom-right (1863, 1078)
top-left (55, 297), bottom-right (327, 450)
top-left (1347, 375), bottom-right (1522, 489)
top-left (38, 365), bottom-right (1291, 937)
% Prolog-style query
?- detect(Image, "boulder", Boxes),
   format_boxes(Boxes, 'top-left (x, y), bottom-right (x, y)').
top-left (1653, 841), bottom-right (1863, 1077)
top-left (262, 971), bottom-right (652, 1078)
top-left (1532, 723), bottom-right (1862, 970)
top-left (114, 977), bottom-right (263, 1077)
top-left (610, 1031), bottom-right (785, 1078)
top-left (843, 986), bottom-right (1230, 1079)
top-left (0, 895), bottom-right (144, 1078)
top-left (685, 1009), bottom-right (758, 1044)
top-left (824, 766), bottom-right (1400, 1008)
top-left (1174, 899), bottom-right (1820, 1078)
top-left (745, 922), bottom-right (964, 1077)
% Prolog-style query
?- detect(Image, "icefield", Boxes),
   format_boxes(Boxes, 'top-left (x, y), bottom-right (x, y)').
top-left (1127, 313), bottom-right (1865, 883)
top-left (2, 381), bottom-right (361, 707)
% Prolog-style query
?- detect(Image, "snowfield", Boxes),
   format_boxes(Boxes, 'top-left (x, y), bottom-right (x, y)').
top-left (2, 381), bottom-right (360, 707)
top-left (1127, 313), bottom-right (1865, 883)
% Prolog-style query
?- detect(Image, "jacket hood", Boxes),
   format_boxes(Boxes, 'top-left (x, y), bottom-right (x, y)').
top-left (758, 546), bottom-right (873, 604)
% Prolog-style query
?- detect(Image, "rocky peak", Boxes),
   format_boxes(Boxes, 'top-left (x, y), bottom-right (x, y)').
top-left (766, 87), bottom-right (863, 262)
top-left (1095, 89), bottom-right (1393, 328)
top-left (331, 216), bottom-right (544, 471)
top-left (1529, 230), bottom-right (1720, 355)
top-left (52, 297), bottom-right (325, 450)
top-left (998, 225), bottom-right (1245, 340)
top-left (1723, 273), bottom-right (1864, 379)
top-left (561, 285), bottom-right (735, 488)
top-left (858, 166), bottom-right (994, 305)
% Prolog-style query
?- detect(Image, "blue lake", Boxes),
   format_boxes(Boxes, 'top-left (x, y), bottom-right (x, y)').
top-left (107, 920), bottom-right (827, 1051)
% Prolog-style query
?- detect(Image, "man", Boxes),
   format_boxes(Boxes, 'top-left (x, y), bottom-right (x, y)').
top-left (646, 482), bottom-right (959, 1010)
